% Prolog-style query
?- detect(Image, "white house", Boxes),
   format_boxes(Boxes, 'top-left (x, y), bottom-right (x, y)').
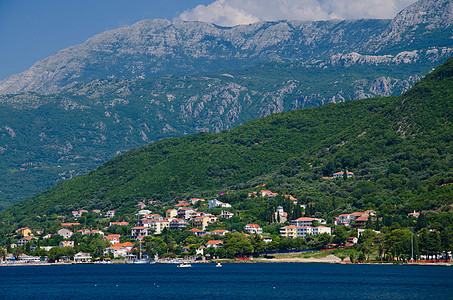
top-left (57, 228), bottom-right (73, 239)
top-left (131, 226), bottom-right (150, 239)
top-left (106, 210), bottom-right (116, 218)
top-left (206, 240), bottom-right (223, 248)
top-left (244, 224), bottom-right (263, 234)
top-left (208, 199), bottom-right (232, 208)
top-left (104, 245), bottom-right (128, 258)
top-left (74, 252), bottom-right (92, 263)
top-left (220, 211), bottom-right (234, 219)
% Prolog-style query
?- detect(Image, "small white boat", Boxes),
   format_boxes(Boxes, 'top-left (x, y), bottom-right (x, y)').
top-left (133, 259), bottom-right (147, 264)
top-left (216, 262), bottom-right (222, 267)
top-left (177, 262), bottom-right (192, 268)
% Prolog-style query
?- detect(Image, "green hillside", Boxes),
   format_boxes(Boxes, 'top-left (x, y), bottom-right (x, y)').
top-left (0, 61), bottom-right (433, 210)
top-left (1, 58), bottom-right (452, 226)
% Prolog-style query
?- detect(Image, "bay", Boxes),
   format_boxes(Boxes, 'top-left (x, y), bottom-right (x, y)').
top-left (0, 263), bottom-right (452, 299)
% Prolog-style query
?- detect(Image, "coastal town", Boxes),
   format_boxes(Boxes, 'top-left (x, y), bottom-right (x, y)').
top-left (1, 180), bottom-right (451, 266)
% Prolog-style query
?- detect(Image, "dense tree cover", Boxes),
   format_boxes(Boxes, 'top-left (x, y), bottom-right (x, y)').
top-left (0, 60), bottom-right (440, 209)
top-left (0, 58), bottom-right (452, 263)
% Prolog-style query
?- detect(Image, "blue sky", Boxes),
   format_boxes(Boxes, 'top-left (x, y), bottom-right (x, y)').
top-left (0, 0), bottom-right (212, 80)
top-left (0, 0), bottom-right (416, 80)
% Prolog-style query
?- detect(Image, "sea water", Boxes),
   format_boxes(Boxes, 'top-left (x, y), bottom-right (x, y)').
top-left (1, 263), bottom-right (452, 299)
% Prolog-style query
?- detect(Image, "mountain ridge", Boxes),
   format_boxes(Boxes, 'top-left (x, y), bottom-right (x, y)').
top-left (1, 0), bottom-right (452, 95)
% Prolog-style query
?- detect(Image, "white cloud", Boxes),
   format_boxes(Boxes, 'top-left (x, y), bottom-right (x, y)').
top-left (178, 0), bottom-right (417, 26)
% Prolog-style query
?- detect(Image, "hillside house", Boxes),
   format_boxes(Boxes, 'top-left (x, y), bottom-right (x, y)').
top-left (57, 228), bottom-right (73, 239)
top-left (244, 224), bottom-right (263, 234)
top-left (16, 227), bottom-right (32, 237)
top-left (206, 240), bottom-right (223, 248)
top-left (59, 241), bottom-right (75, 248)
top-left (220, 210), bottom-right (234, 219)
top-left (166, 208), bottom-right (178, 218)
top-left (291, 217), bottom-right (326, 227)
top-left (208, 199), bottom-right (232, 208)
top-left (131, 226), bottom-right (150, 239)
top-left (104, 234), bottom-right (121, 244)
top-left (333, 171), bottom-right (354, 179)
top-left (106, 210), bottom-right (116, 218)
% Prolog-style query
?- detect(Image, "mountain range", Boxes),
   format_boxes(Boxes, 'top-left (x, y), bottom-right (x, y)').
top-left (0, 0), bottom-right (452, 209)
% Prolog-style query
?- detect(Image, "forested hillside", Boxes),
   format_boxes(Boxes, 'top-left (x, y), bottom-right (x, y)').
top-left (1, 57), bottom-right (451, 228)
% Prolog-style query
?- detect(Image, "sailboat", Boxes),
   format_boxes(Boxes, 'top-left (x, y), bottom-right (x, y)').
top-left (133, 239), bottom-right (147, 264)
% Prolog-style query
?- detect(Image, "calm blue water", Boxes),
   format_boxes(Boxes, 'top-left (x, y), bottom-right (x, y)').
top-left (0, 263), bottom-right (452, 299)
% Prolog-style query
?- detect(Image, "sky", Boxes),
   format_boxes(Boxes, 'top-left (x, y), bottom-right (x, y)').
top-left (0, 0), bottom-right (417, 81)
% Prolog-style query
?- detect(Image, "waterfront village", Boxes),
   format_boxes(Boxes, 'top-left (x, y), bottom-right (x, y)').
top-left (1, 171), bottom-right (451, 265)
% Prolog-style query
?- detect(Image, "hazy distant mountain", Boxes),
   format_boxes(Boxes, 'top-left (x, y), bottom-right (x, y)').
top-left (0, 0), bottom-right (452, 210)
top-left (0, 0), bottom-right (451, 95)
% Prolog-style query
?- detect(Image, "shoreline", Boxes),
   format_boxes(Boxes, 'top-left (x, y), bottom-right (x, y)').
top-left (2, 256), bottom-right (451, 267)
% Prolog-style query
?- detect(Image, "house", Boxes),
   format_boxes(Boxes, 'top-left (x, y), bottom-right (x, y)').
top-left (114, 242), bottom-right (134, 250)
top-left (92, 209), bottom-right (101, 214)
top-left (59, 241), bottom-right (75, 248)
top-left (61, 223), bottom-right (80, 227)
top-left (104, 234), bottom-right (121, 244)
top-left (208, 199), bottom-right (231, 208)
top-left (77, 229), bottom-right (91, 235)
top-left (109, 221), bottom-right (129, 227)
top-left (189, 228), bottom-right (206, 236)
top-left (136, 202), bottom-right (147, 210)
top-left (90, 229), bottom-right (104, 236)
top-left (284, 195), bottom-right (298, 204)
top-left (196, 245), bottom-right (205, 256)
top-left (16, 227), bottom-right (32, 237)
top-left (291, 217), bottom-right (317, 227)
top-left (169, 218), bottom-right (188, 230)
top-left (33, 229), bottom-right (44, 235)
top-left (17, 237), bottom-right (33, 246)
top-left (211, 230), bottom-right (229, 236)
top-left (174, 201), bottom-right (191, 207)
top-left (131, 226), bottom-right (150, 239)
top-left (104, 245), bottom-right (128, 258)
top-left (74, 252), bottom-right (92, 263)
top-left (43, 234), bottom-right (53, 239)
top-left (177, 208), bottom-right (196, 220)
top-left (312, 226), bottom-right (331, 235)
top-left (280, 225), bottom-right (331, 238)
top-left (190, 198), bottom-right (205, 205)
top-left (333, 171), bottom-right (354, 179)
top-left (280, 225), bottom-right (302, 238)
top-left (166, 208), bottom-right (178, 218)
top-left (220, 211), bottom-right (234, 219)
top-left (57, 228), bottom-right (74, 239)
top-left (206, 240), bottom-right (223, 248)
top-left (136, 210), bottom-right (152, 219)
top-left (106, 210), bottom-right (116, 218)
top-left (408, 211), bottom-right (420, 218)
top-left (337, 210), bottom-right (375, 227)
top-left (244, 224), bottom-right (263, 234)
top-left (260, 190), bottom-right (278, 198)
top-left (148, 219), bottom-right (170, 234)
top-left (274, 206), bottom-right (288, 223)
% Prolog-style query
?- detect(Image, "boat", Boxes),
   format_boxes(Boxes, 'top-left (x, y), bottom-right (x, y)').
top-left (133, 259), bottom-right (147, 264)
top-left (133, 238), bottom-right (148, 264)
top-left (216, 262), bottom-right (222, 267)
top-left (177, 262), bottom-right (192, 268)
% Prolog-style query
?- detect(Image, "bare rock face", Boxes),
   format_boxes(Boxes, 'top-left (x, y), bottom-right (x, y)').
top-left (0, 0), bottom-right (452, 96)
